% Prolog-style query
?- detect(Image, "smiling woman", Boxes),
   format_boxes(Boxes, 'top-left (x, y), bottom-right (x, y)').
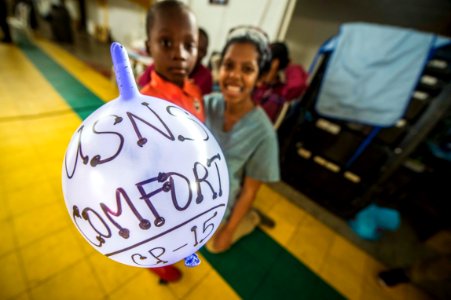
top-left (203, 26), bottom-right (280, 254)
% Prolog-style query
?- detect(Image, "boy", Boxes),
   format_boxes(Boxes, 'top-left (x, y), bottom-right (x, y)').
top-left (140, 0), bottom-right (203, 282)
top-left (141, 0), bottom-right (204, 122)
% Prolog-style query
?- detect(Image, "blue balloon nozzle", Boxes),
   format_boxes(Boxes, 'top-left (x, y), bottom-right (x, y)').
top-left (110, 42), bottom-right (139, 100)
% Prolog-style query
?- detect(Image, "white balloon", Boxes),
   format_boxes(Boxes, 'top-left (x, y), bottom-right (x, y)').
top-left (62, 43), bottom-right (229, 268)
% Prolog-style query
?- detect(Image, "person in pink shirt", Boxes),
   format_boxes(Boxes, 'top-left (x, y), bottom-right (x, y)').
top-left (138, 27), bottom-right (213, 96)
top-left (252, 42), bottom-right (308, 123)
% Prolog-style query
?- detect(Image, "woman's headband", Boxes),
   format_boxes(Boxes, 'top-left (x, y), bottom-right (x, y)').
top-left (226, 25), bottom-right (271, 70)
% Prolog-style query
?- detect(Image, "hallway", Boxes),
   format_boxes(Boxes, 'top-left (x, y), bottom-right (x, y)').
top-left (0, 38), bottom-right (431, 299)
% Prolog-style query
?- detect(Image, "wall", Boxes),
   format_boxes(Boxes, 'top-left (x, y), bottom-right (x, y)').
top-left (285, 16), bottom-right (338, 69)
top-left (285, 0), bottom-right (451, 69)
top-left (189, 0), bottom-right (293, 57)
top-left (81, 0), bottom-right (295, 63)
top-left (35, 0), bottom-right (80, 20)
top-left (86, 0), bottom-right (147, 47)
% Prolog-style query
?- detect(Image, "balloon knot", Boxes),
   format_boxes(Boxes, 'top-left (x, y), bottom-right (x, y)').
top-left (184, 253), bottom-right (201, 267)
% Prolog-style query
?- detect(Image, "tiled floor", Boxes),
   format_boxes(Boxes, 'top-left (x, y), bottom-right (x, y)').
top-left (0, 38), bottom-right (432, 299)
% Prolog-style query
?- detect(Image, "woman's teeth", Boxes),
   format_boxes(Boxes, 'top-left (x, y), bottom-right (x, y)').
top-left (226, 85), bottom-right (241, 93)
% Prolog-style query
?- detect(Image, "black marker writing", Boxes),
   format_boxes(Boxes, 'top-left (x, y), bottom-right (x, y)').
top-left (90, 117), bottom-right (124, 166)
top-left (166, 105), bottom-right (209, 142)
top-left (71, 154), bottom-right (225, 252)
top-left (64, 104), bottom-right (212, 179)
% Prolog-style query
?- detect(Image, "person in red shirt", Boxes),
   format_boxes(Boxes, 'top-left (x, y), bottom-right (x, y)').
top-left (138, 27), bottom-right (213, 97)
top-left (140, 0), bottom-right (204, 282)
top-left (190, 27), bottom-right (213, 95)
top-left (252, 42), bottom-right (308, 124)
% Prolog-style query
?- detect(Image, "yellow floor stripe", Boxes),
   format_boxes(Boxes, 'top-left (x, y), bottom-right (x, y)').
top-left (0, 44), bottom-right (71, 118)
top-left (33, 38), bottom-right (118, 102)
top-left (254, 185), bottom-right (430, 300)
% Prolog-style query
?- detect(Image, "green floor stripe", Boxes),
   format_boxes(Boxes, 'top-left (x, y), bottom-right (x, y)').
top-left (200, 229), bottom-right (345, 299)
top-left (22, 42), bottom-right (345, 299)
top-left (20, 44), bottom-right (105, 120)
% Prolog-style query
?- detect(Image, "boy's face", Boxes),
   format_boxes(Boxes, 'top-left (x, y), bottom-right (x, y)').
top-left (147, 9), bottom-right (198, 87)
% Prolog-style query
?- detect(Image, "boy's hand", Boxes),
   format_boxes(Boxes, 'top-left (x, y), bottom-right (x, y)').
top-left (257, 59), bottom-right (279, 87)
top-left (263, 59), bottom-right (280, 84)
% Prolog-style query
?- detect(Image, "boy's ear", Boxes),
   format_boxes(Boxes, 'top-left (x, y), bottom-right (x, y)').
top-left (145, 39), bottom-right (151, 56)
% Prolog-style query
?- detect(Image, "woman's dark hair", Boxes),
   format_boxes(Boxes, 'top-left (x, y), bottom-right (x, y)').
top-left (270, 42), bottom-right (290, 71)
top-left (145, 0), bottom-right (191, 39)
top-left (220, 27), bottom-right (272, 76)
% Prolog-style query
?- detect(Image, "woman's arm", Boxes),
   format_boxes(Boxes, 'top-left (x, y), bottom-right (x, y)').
top-left (212, 176), bottom-right (261, 251)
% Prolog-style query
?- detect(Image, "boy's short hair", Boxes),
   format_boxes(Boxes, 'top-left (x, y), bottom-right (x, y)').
top-left (145, 0), bottom-right (191, 39)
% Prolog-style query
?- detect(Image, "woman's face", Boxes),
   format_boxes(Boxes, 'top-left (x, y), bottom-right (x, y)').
top-left (219, 42), bottom-right (259, 104)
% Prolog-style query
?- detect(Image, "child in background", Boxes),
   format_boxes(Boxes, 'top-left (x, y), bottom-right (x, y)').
top-left (204, 26), bottom-right (280, 253)
top-left (252, 42), bottom-right (308, 124)
top-left (140, 0), bottom-right (203, 282)
top-left (138, 27), bottom-right (213, 96)
top-left (191, 27), bottom-right (213, 95)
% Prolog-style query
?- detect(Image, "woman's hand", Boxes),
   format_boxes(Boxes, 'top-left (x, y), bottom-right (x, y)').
top-left (208, 177), bottom-right (262, 253)
top-left (212, 226), bottom-right (234, 252)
